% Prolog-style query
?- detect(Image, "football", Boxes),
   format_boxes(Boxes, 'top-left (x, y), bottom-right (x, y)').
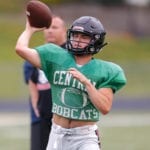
top-left (26, 0), bottom-right (52, 28)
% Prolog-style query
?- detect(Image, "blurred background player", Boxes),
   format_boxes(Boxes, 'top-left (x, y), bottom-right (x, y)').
top-left (23, 15), bottom-right (67, 150)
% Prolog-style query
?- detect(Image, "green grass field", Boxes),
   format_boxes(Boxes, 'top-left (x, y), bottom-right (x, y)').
top-left (0, 111), bottom-right (150, 150)
top-left (99, 111), bottom-right (150, 150)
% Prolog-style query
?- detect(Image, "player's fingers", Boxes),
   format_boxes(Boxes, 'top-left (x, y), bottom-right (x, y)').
top-left (68, 67), bottom-right (77, 71)
top-left (25, 18), bottom-right (46, 33)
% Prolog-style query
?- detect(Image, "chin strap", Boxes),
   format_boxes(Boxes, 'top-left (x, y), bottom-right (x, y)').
top-left (101, 42), bottom-right (108, 49)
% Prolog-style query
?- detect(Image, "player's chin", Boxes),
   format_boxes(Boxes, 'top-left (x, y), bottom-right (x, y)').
top-left (47, 38), bottom-right (56, 43)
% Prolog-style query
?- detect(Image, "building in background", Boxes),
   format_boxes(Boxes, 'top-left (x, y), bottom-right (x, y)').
top-left (125, 0), bottom-right (150, 7)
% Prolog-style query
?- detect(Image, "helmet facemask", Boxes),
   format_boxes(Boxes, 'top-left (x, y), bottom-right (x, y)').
top-left (67, 30), bottom-right (92, 55)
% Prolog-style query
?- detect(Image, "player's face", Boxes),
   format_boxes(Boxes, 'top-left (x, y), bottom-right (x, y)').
top-left (70, 32), bottom-right (91, 49)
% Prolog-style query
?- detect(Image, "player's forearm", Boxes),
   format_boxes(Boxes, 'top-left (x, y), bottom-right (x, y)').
top-left (68, 68), bottom-right (113, 114)
top-left (15, 24), bottom-right (41, 68)
top-left (15, 29), bottom-right (33, 54)
top-left (84, 80), bottom-right (113, 114)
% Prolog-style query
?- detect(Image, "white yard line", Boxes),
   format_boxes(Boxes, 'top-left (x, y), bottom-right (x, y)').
top-left (98, 113), bottom-right (150, 127)
top-left (0, 112), bottom-right (150, 127)
top-left (0, 112), bottom-right (29, 127)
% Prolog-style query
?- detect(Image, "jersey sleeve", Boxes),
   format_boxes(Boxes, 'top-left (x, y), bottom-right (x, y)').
top-left (98, 63), bottom-right (127, 93)
top-left (35, 43), bottom-right (67, 79)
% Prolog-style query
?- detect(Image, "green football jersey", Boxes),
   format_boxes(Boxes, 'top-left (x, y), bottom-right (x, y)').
top-left (36, 43), bottom-right (126, 121)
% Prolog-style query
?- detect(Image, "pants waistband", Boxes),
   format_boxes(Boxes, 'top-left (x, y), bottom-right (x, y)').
top-left (52, 122), bottom-right (98, 135)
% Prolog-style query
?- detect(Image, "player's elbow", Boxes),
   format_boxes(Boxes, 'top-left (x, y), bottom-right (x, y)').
top-left (101, 107), bottom-right (111, 115)
top-left (15, 45), bottom-right (25, 57)
top-left (15, 44), bottom-right (21, 54)
top-left (100, 103), bottom-right (112, 115)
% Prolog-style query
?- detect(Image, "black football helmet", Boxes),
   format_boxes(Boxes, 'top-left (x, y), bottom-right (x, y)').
top-left (67, 16), bottom-right (107, 55)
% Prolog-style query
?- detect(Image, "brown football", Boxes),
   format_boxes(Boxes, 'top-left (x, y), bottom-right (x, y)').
top-left (26, 0), bottom-right (52, 28)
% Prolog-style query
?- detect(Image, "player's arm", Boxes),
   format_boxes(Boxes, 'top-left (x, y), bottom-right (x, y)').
top-left (68, 68), bottom-right (113, 115)
top-left (28, 79), bottom-right (40, 117)
top-left (15, 21), bottom-right (45, 68)
top-left (85, 86), bottom-right (113, 115)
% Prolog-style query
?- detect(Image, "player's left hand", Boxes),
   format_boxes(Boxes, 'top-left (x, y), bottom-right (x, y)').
top-left (68, 68), bottom-right (89, 85)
